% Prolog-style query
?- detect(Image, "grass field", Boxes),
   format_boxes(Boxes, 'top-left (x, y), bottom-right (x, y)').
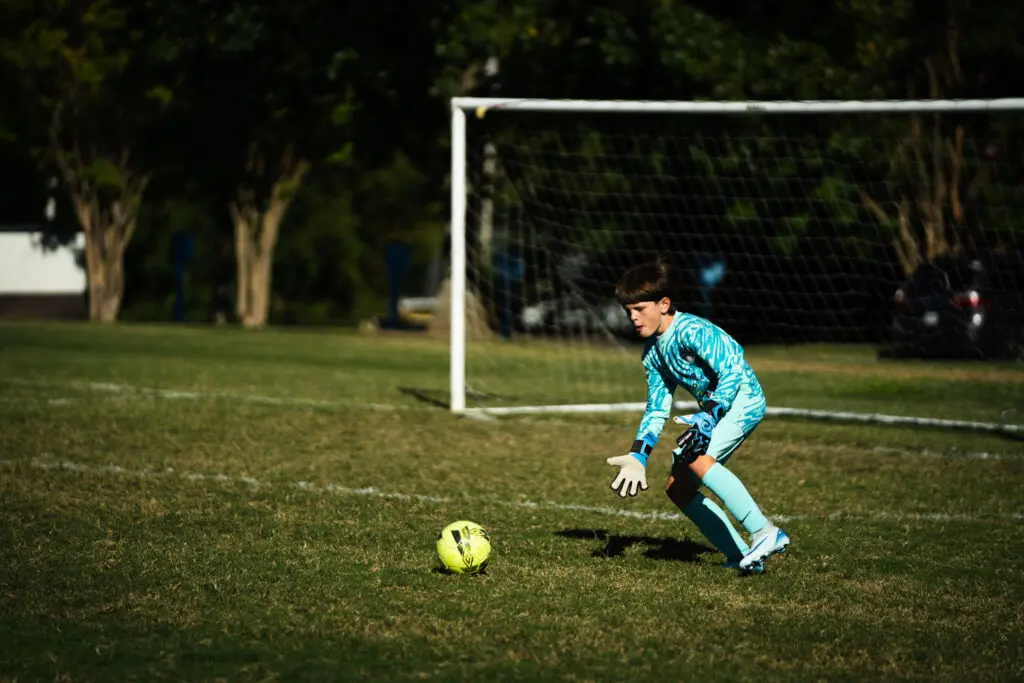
top-left (1, 322), bottom-right (1022, 682)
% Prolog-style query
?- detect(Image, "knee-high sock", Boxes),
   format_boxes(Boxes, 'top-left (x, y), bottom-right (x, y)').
top-left (701, 462), bottom-right (768, 535)
top-left (683, 493), bottom-right (749, 561)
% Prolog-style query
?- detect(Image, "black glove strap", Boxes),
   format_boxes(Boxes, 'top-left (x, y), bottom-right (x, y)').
top-left (703, 400), bottom-right (726, 422)
top-left (630, 439), bottom-right (653, 457)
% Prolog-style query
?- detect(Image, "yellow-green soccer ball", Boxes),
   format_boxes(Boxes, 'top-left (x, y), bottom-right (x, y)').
top-left (436, 520), bottom-right (492, 574)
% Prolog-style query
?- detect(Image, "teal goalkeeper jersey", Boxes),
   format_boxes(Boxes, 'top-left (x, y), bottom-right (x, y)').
top-left (633, 312), bottom-right (762, 449)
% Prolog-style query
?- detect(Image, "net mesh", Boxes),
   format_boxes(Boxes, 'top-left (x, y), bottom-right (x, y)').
top-left (455, 106), bottom-right (1024, 427)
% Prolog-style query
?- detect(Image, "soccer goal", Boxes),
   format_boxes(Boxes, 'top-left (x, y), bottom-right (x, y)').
top-left (447, 97), bottom-right (1024, 435)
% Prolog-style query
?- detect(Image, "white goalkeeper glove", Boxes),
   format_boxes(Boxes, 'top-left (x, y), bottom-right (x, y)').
top-left (607, 454), bottom-right (648, 498)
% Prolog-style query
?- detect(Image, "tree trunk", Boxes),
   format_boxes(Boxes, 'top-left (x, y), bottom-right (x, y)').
top-left (231, 212), bottom-right (279, 329)
top-left (860, 40), bottom-right (972, 277)
top-left (232, 203), bottom-right (254, 324)
top-left (230, 146), bottom-right (310, 328)
top-left (478, 140), bottom-right (497, 267)
top-left (70, 193), bottom-right (137, 323)
top-left (49, 109), bottom-right (147, 323)
top-left (83, 233), bottom-right (125, 322)
top-left (854, 13), bottom-right (981, 278)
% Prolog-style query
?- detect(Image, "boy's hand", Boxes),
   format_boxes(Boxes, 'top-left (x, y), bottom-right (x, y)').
top-left (607, 454), bottom-right (648, 498)
top-left (673, 410), bottom-right (718, 459)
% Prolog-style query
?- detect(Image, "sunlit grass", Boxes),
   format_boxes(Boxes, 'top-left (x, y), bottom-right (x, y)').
top-left (0, 322), bottom-right (1022, 681)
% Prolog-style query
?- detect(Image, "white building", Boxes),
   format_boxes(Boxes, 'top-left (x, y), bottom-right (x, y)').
top-left (0, 226), bottom-right (87, 319)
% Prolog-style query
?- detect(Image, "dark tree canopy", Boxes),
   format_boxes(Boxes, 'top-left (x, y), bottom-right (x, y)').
top-left (0, 0), bottom-right (1020, 332)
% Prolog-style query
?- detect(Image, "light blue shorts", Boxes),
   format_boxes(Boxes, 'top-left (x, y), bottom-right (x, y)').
top-left (671, 381), bottom-right (766, 468)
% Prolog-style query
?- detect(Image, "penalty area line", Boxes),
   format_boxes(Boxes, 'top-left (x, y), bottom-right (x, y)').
top-left (3, 457), bottom-right (1021, 525)
top-left (0, 377), bottom-right (405, 412)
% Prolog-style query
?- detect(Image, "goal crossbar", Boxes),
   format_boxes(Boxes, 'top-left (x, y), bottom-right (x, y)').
top-left (453, 97), bottom-right (1024, 116)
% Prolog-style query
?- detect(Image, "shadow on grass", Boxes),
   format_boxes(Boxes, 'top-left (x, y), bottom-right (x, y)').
top-left (398, 387), bottom-right (450, 409)
top-left (431, 566), bottom-right (489, 577)
top-left (555, 528), bottom-right (715, 563)
top-left (398, 386), bottom-right (539, 412)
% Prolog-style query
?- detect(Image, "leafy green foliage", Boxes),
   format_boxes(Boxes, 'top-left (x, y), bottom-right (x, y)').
top-left (435, 0), bottom-right (1024, 278)
top-left (1, 0), bottom-right (1023, 322)
top-left (264, 154), bottom-right (446, 325)
top-left (0, 0), bottom-right (175, 161)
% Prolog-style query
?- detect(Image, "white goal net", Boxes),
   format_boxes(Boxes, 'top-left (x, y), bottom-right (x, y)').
top-left (447, 98), bottom-right (1024, 435)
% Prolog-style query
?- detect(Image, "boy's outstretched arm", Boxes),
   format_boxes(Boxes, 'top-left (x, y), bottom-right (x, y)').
top-left (634, 364), bottom-right (676, 456)
top-left (608, 365), bottom-right (675, 498)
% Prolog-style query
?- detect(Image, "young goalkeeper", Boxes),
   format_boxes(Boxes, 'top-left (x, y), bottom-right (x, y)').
top-left (607, 258), bottom-right (790, 572)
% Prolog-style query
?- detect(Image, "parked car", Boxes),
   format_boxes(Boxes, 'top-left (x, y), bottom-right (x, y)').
top-left (520, 294), bottom-right (634, 337)
top-left (888, 252), bottom-right (1024, 359)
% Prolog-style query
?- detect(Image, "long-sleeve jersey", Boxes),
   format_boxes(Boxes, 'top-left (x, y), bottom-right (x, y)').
top-left (633, 312), bottom-right (761, 449)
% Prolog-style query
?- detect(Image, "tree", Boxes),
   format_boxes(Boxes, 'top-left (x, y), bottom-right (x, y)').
top-left (648, 0), bottom-right (1024, 273)
top-left (432, 0), bottom-right (683, 293)
top-left (842, 0), bottom-right (1024, 273)
top-left (433, 0), bottom-right (1024, 282)
top-left (160, 1), bottom-right (359, 328)
top-left (0, 0), bottom-right (173, 321)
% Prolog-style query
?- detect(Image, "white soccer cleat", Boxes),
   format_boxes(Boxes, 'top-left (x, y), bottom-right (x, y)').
top-left (738, 523), bottom-right (790, 571)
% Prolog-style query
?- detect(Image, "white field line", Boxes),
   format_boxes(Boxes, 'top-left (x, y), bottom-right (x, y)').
top-left (2, 378), bottom-right (1022, 463)
top-left (0, 378), bottom-right (401, 412)
top-left (2, 458), bottom-right (1021, 525)
top-left (867, 445), bottom-right (1021, 462)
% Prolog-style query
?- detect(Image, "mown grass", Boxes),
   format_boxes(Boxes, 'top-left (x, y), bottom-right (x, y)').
top-left (0, 322), bottom-right (1022, 682)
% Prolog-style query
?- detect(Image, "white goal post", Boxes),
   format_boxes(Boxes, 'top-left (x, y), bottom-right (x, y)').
top-left (447, 97), bottom-right (1024, 435)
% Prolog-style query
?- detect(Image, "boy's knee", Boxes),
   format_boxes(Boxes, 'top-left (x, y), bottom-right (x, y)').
top-left (665, 470), bottom-right (700, 510)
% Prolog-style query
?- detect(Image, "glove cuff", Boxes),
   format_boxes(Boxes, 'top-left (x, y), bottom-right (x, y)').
top-left (629, 451), bottom-right (648, 466)
top-left (630, 438), bottom-right (654, 466)
top-left (703, 400), bottom-right (726, 423)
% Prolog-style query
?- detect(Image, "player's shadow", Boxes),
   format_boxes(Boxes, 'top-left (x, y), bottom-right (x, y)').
top-left (398, 386), bottom-right (520, 411)
top-left (555, 528), bottom-right (715, 563)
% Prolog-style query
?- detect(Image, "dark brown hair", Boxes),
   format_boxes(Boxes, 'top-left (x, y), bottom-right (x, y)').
top-left (614, 256), bottom-right (677, 312)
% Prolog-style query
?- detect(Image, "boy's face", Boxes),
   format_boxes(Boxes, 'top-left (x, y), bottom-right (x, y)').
top-left (624, 298), bottom-right (673, 338)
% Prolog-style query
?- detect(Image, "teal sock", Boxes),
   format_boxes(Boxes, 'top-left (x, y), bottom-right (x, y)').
top-left (683, 493), bottom-right (749, 561)
top-left (701, 462), bottom-right (768, 535)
